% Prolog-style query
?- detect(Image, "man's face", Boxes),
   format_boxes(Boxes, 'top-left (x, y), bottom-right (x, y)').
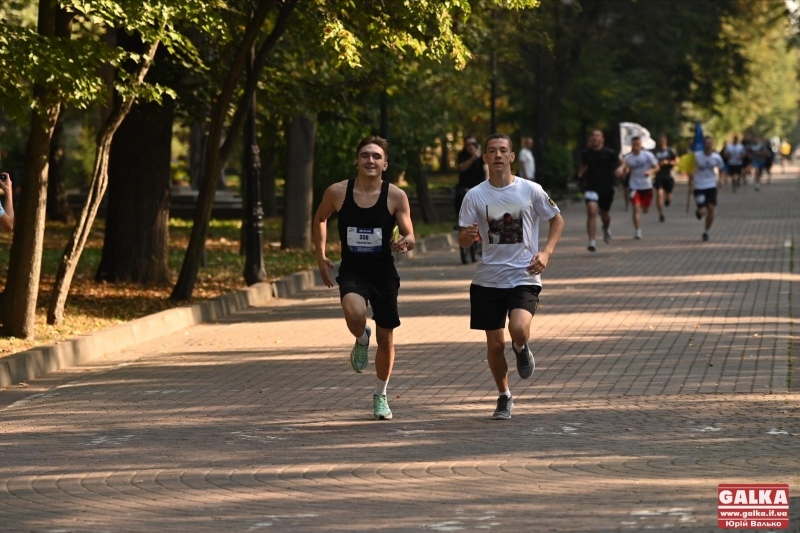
top-left (733, 136), bottom-right (739, 144)
top-left (524, 137), bottom-right (534, 149)
top-left (704, 137), bottom-right (714, 151)
top-left (658, 135), bottom-right (667, 148)
top-left (504, 214), bottom-right (512, 223)
top-left (356, 144), bottom-right (387, 178)
top-left (590, 130), bottom-right (604, 149)
top-left (483, 138), bottom-right (515, 176)
top-left (466, 137), bottom-right (480, 154)
top-left (632, 138), bottom-right (642, 153)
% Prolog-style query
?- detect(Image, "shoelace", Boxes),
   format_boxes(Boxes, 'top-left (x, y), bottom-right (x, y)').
top-left (496, 396), bottom-right (510, 410)
top-left (375, 396), bottom-right (388, 410)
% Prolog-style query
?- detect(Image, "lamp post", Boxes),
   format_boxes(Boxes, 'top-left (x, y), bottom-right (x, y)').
top-left (243, 45), bottom-right (266, 285)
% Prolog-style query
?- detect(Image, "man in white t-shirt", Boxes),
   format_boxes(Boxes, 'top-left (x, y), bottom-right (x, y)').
top-left (723, 135), bottom-right (745, 191)
top-left (517, 137), bottom-right (535, 181)
top-left (691, 136), bottom-right (725, 242)
top-left (621, 137), bottom-right (659, 239)
top-left (458, 133), bottom-right (564, 420)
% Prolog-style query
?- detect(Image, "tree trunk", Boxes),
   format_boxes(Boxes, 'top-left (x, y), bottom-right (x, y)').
top-left (96, 97), bottom-right (173, 284)
top-left (260, 116), bottom-right (279, 218)
top-left (1, 1), bottom-right (72, 339)
top-left (47, 38), bottom-right (161, 325)
top-left (407, 147), bottom-right (438, 223)
top-left (281, 113), bottom-right (316, 250)
top-left (171, 0), bottom-right (297, 300)
top-left (46, 114), bottom-right (72, 222)
top-left (188, 121), bottom-right (205, 189)
top-left (439, 135), bottom-right (450, 173)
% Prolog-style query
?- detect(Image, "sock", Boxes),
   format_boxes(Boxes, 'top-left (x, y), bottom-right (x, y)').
top-left (375, 379), bottom-right (388, 396)
top-left (512, 342), bottom-right (525, 352)
top-left (356, 329), bottom-right (369, 345)
top-left (665, 199), bottom-right (671, 207)
top-left (500, 390), bottom-right (512, 398)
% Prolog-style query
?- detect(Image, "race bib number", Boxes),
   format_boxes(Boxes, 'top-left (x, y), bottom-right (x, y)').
top-left (695, 194), bottom-right (706, 204)
top-left (584, 191), bottom-right (599, 202)
top-left (347, 227), bottom-right (382, 253)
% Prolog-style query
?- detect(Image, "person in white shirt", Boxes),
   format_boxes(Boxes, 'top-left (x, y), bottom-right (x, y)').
top-left (621, 137), bottom-right (659, 239)
top-left (517, 137), bottom-right (535, 181)
top-left (0, 172), bottom-right (14, 233)
top-left (723, 135), bottom-right (746, 192)
top-left (691, 136), bottom-right (725, 242)
top-left (458, 133), bottom-right (564, 420)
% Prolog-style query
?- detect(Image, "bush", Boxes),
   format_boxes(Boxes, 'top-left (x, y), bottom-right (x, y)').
top-left (537, 143), bottom-right (573, 192)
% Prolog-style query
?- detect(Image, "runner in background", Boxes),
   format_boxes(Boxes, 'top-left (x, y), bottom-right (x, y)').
top-left (621, 137), bottom-right (659, 239)
top-left (723, 135), bottom-right (746, 192)
top-left (578, 129), bottom-right (624, 252)
top-left (652, 135), bottom-right (679, 223)
top-left (690, 135), bottom-right (725, 242)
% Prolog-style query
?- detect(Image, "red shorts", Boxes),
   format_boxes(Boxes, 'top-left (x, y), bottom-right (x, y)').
top-left (631, 189), bottom-right (653, 208)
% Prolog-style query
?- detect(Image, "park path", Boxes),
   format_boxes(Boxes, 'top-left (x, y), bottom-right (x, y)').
top-left (1, 172), bottom-right (798, 532)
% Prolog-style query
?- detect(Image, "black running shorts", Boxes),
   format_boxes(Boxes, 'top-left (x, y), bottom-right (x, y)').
top-left (654, 176), bottom-right (675, 193)
top-left (728, 164), bottom-right (743, 176)
top-left (694, 187), bottom-right (718, 208)
top-left (584, 189), bottom-right (614, 212)
top-left (337, 272), bottom-right (400, 329)
top-left (470, 284), bottom-right (540, 331)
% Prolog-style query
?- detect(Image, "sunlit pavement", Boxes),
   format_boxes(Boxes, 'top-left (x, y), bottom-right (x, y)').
top-left (1, 172), bottom-right (798, 532)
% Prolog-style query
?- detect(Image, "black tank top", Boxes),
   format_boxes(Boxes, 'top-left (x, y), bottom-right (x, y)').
top-left (338, 179), bottom-right (397, 277)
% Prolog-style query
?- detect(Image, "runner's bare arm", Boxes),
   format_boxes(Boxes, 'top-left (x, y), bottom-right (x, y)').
top-left (390, 185), bottom-right (415, 253)
top-left (528, 213), bottom-right (564, 274)
top-left (312, 182), bottom-right (346, 287)
top-left (615, 158), bottom-right (627, 177)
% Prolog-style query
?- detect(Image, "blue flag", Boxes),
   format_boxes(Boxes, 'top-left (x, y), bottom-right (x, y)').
top-left (690, 121), bottom-right (704, 152)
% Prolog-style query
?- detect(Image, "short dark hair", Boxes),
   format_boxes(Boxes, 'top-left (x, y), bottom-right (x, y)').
top-left (631, 136), bottom-right (641, 142)
top-left (356, 135), bottom-right (389, 159)
top-left (484, 133), bottom-right (513, 151)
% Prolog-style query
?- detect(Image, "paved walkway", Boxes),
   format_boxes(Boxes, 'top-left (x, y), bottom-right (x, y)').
top-left (1, 174), bottom-right (798, 532)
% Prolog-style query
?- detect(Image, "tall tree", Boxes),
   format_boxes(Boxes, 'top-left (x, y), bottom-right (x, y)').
top-left (171, 0), bottom-right (297, 300)
top-left (1, 1), bottom-right (74, 338)
top-left (95, 97), bottom-right (174, 283)
top-left (281, 113), bottom-right (316, 249)
top-left (46, 113), bottom-right (72, 222)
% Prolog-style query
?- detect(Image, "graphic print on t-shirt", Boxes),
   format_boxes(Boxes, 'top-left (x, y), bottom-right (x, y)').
top-left (485, 203), bottom-right (523, 245)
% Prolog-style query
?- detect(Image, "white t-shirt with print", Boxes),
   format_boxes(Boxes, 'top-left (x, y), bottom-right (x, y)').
top-left (459, 177), bottom-right (560, 288)
top-left (724, 143), bottom-right (745, 165)
top-left (517, 147), bottom-right (535, 181)
top-left (693, 151), bottom-right (724, 190)
top-left (624, 150), bottom-right (658, 190)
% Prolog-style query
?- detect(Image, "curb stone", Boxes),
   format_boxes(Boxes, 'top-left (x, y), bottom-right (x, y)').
top-left (0, 232), bottom-right (458, 388)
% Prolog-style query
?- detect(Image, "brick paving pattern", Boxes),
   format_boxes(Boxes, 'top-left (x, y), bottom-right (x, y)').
top-left (1, 174), bottom-right (798, 532)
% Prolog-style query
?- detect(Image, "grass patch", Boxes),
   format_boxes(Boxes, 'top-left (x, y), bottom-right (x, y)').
top-left (0, 216), bottom-right (449, 356)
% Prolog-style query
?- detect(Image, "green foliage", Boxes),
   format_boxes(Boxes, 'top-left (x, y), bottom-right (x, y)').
top-left (0, 0), bottom-right (220, 123)
top-left (537, 143), bottom-right (572, 192)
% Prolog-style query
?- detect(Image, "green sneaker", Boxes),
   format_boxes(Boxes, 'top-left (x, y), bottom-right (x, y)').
top-left (373, 394), bottom-right (393, 420)
top-left (350, 325), bottom-right (370, 373)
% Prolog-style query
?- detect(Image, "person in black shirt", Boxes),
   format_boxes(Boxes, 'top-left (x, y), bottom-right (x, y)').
top-left (313, 136), bottom-right (415, 421)
top-left (578, 129), bottom-right (624, 252)
top-left (651, 135), bottom-right (679, 223)
top-left (455, 135), bottom-right (488, 217)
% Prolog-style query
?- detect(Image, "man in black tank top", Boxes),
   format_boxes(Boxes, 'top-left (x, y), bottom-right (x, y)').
top-left (312, 136), bottom-right (415, 421)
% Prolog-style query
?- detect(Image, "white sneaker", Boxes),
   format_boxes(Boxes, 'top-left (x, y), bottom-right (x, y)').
top-left (603, 229), bottom-right (612, 244)
top-left (635, 229), bottom-right (642, 240)
top-left (587, 240), bottom-right (597, 252)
